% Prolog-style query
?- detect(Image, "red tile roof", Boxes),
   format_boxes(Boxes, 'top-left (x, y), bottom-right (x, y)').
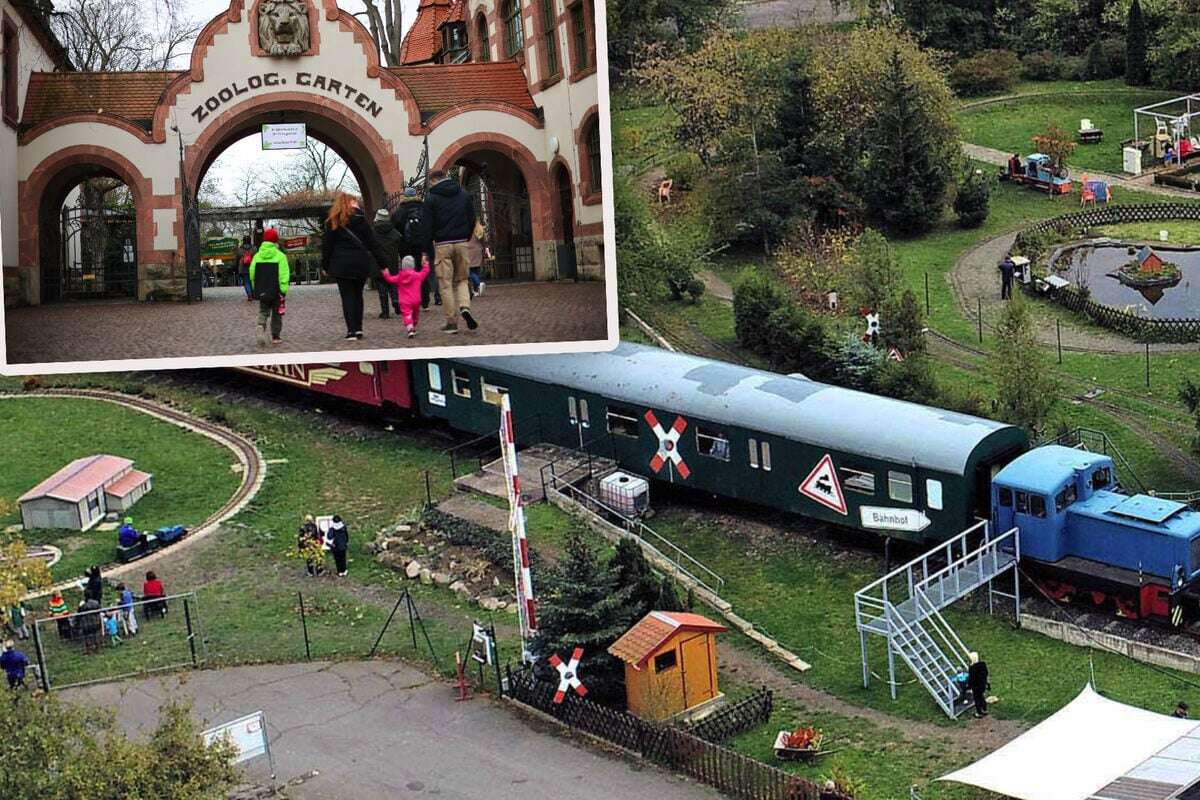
top-left (22, 71), bottom-right (183, 131)
top-left (389, 61), bottom-right (537, 116)
top-left (20, 455), bottom-right (133, 504)
top-left (399, 0), bottom-right (454, 65)
top-left (104, 469), bottom-right (153, 499)
top-left (608, 611), bottom-right (728, 668)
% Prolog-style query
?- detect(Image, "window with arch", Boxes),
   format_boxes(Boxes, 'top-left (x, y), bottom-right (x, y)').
top-left (540, 0), bottom-right (560, 79)
top-left (475, 13), bottom-right (491, 62)
top-left (502, 0), bottom-right (524, 58)
top-left (568, 0), bottom-right (593, 74)
top-left (585, 117), bottom-right (602, 194)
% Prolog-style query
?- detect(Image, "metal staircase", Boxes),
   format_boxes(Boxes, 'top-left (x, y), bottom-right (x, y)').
top-left (854, 521), bottom-right (1021, 718)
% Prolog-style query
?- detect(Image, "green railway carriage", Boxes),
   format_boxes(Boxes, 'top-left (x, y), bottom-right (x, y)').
top-left (414, 344), bottom-right (1029, 543)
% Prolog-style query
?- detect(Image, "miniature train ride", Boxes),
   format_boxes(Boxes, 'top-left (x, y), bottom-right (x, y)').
top-left (1001, 153), bottom-right (1073, 195)
top-left (235, 345), bottom-right (1200, 627)
top-left (115, 524), bottom-right (189, 563)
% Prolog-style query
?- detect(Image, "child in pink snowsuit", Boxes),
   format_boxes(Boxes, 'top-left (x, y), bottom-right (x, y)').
top-left (382, 255), bottom-right (430, 337)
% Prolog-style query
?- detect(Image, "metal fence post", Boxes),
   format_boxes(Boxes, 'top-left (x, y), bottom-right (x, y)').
top-left (977, 298), bottom-right (983, 344)
top-left (1145, 342), bottom-right (1151, 388)
top-left (31, 619), bottom-right (50, 692)
top-left (424, 470), bottom-right (433, 508)
top-left (298, 591), bottom-right (311, 661)
top-left (1056, 320), bottom-right (1062, 364)
top-left (183, 598), bottom-right (198, 668)
top-left (925, 272), bottom-right (931, 315)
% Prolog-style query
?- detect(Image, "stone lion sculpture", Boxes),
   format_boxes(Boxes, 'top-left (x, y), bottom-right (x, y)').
top-left (258, 0), bottom-right (311, 56)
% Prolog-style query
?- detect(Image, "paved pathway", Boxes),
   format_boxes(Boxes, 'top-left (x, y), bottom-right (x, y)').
top-left (4, 282), bottom-right (609, 366)
top-left (64, 661), bottom-right (722, 800)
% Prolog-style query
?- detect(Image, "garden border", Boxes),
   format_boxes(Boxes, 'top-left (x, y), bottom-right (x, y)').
top-left (1013, 203), bottom-right (1200, 343)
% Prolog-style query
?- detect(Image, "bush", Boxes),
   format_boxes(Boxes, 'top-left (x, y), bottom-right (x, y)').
top-left (732, 270), bottom-right (789, 353)
top-left (764, 304), bottom-right (832, 379)
top-left (1021, 50), bottom-right (1084, 81)
top-left (954, 169), bottom-right (993, 229)
top-left (1085, 36), bottom-right (1126, 80)
top-left (685, 278), bottom-right (706, 302)
top-left (948, 50), bottom-right (1021, 97)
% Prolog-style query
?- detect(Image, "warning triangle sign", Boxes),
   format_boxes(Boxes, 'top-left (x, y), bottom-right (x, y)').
top-left (799, 453), bottom-right (848, 516)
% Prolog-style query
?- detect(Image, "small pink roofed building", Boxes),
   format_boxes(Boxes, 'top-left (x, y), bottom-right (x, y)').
top-left (19, 455), bottom-right (153, 530)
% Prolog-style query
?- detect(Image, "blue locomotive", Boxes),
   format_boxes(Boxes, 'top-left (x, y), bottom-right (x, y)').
top-left (994, 445), bottom-right (1200, 623)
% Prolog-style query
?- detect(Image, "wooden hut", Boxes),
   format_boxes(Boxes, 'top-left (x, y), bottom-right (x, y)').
top-left (608, 611), bottom-right (727, 721)
top-left (19, 455), bottom-right (152, 530)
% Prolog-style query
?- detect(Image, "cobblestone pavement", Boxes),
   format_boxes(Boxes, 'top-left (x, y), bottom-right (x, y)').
top-left (64, 661), bottom-right (722, 800)
top-left (4, 282), bottom-right (610, 366)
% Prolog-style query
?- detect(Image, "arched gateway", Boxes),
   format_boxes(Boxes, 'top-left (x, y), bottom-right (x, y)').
top-left (2, 0), bottom-right (605, 306)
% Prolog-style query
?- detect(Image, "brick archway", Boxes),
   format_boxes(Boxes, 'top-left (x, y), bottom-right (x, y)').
top-left (185, 91), bottom-right (405, 212)
top-left (434, 134), bottom-right (552, 239)
top-left (19, 146), bottom-right (172, 302)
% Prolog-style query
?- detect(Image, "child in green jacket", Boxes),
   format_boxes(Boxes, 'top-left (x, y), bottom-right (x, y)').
top-left (249, 228), bottom-right (291, 345)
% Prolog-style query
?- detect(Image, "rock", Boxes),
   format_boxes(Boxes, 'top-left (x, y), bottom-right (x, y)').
top-left (419, 568), bottom-right (433, 585)
top-left (505, 604), bottom-right (519, 614)
top-left (479, 597), bottom-right (508, 612)
top-left (405, 560), bottom-right (422, 579)
top-left (378, 551), bottom-right (408, 570)
top-left (450, 580), bottom-right (471, 597)
top-left (394, 524), bottom-right (412, 534)
top-left (379, 537), bottom-right (405, 552)
top-left (432, 571), bottom-right (453, 586)
top-left (492, 577), bottom-right (501, 588)
top-left (449, 560), bottom-right (458, 570)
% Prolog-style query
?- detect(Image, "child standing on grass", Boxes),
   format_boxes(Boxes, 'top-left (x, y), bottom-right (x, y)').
top-left (117, 583), bottom-right (138, 637)
top-left (381, 255), bottom-right (431, 338)
top-left (103, 612), bottom-right (121, 647)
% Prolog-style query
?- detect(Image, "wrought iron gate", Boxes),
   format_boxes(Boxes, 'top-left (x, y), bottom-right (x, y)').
top-left (472, 187), bottom-right (534, 282)
top-left (52, 206), bottom-right (138, 300)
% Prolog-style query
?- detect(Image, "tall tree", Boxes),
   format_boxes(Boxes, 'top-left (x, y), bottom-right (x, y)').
top-left (358, 0), bottom-right (406, 67)
top-left (1, 696), bottom-right (238, 799)
top-left (609, 0), bottom-right (731, 77)
top-left (851, 229), bottom-right (902, 314)
top-left (533, 528), bottom-right (634, 705)
top-left (866, 48), bottom-right (953, 236)
top-left (1126, 0), bottom-right (1151, 85)
top-left (52, 0), bottom-right (200, 71)
top-left (991, 294), bottom-right (1058, 437)
top-left (883, 289), bottom-right (927, 358)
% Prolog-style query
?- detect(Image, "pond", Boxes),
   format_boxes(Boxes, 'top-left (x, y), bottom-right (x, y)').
top-left (1051, 243), bottom-right (1200, 319)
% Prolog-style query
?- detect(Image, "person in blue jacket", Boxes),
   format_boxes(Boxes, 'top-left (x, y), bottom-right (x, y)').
top-left (1, 639), bottom-right (29, 689)
top-left (118, 517), bottom-right (140, 548)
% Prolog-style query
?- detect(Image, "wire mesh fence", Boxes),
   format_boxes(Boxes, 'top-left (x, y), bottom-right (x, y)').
top-left (32, 593), bottom-right (204, 691)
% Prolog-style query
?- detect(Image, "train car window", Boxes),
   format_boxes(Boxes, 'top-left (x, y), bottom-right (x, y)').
top-left (926, 479), bottom-right (944, 511)
top-left (452, 370), bottom-right (472, 398)
top-left (606, 408), bottom-right (640, 438)
top-left (998, 487), bottom-right (1013, 507)
top-left (1015, 491), bottom-right (1029, 514)
top-left (696, 427), bottom-right (730, 461)
top-left (888, 471), bottom-right (913, 503)
top-left (762, 442), bottom-right (772, 471)
top-left (749, 438), bottom-right (759, 469)
top-left (481, 380), bottom-right (509, 406)
top-left (1030, 495), bottom-right (1047, 518)
top-left (1092, 467), bottom-right (1112, 490)
top-left (580, 400), bottom-right (591, 427)
top-left (568, 396), bottom-right (578, 423)
top-left (1055, 484), bottom-right (1078, 513)
top-left (841, 468), bottom-right (876, 495)
top-left (426, 363), bottom-right (443, 392)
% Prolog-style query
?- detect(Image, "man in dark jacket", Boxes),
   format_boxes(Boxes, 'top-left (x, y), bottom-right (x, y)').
top-left (423, 170), bottom-right (479, 334)
top-left (1, 640), bottom-right (29, 689)
top-left (236, 236), bottom-right (256, 300)
top-left (329, 515), bottom-right (350, 577)
top-left (967, 651), bottom-right (989, 717)
top-left (393, 187), bottom-right (438, 309)
top-left (372, 209), bottom-right (402, 319)
top-left (999, 256), bottom-right (1015, 300)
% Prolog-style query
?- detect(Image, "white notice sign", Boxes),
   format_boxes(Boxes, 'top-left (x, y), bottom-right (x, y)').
top-left (860, 506), bottom-right (931, 533)
top-left (202, 711), bottom-right (269, 765)
top-left (262, 123), bottom-right (307, 150)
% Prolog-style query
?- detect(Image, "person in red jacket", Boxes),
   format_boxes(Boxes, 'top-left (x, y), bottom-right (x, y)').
top-left (142, 571), bottom-right (167, 618)
top-left (381, 254), bottom-right (431, 338)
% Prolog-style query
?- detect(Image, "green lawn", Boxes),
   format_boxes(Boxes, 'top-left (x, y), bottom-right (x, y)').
top-left (1093, 220), bottom-right (1200, 245)
top-left (956, 89), bottom-right (1172, 173)
top-left (0, 397), bottom-right (240, 582)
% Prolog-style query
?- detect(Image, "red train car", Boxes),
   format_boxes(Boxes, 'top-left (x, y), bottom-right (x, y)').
top-left (233, 362), bottom-right (413, 409)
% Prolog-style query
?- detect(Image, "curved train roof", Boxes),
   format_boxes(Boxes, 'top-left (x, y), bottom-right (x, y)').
top-left (455, 343), bottom-right (1025, 476)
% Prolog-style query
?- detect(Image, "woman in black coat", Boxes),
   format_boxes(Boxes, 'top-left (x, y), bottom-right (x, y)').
top-left (321, 193), bottom-right (389, 340)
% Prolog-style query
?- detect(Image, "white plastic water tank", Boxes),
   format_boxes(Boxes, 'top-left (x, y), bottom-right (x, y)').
top-left (1124, 147), bottom-right (1143, 176)
top-left (600, 472), bottom-right (650, 518)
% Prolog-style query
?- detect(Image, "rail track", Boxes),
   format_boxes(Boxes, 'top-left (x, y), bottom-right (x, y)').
top-left (4, 389), bottom-right (267, 599)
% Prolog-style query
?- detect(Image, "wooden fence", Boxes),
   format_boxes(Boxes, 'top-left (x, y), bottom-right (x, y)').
top-left (507, 668), bottom-right (845, 800)
top-left (1014, 203), bottom-right (1200, 343)
top-left (689, 686), bottom-right (775, 743)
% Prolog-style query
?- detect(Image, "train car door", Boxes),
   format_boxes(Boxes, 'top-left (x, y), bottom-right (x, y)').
top-left (567, 395), bottom-right (592, 448)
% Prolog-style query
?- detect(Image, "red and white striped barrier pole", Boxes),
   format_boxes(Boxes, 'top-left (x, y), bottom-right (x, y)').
top-left (500, 393), bottom-right (537, 663)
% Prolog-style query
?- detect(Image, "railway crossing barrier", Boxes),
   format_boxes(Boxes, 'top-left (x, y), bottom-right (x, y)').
top-left (854, 522), bottom-right (1020, 718)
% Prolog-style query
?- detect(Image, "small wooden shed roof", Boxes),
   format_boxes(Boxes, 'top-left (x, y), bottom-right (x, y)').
top-left (609, 611), bottom-right (727, 669)
top-left (105, 469), bottom-right (153, 499)
top-left (19, 455), bottom-right (132, 503)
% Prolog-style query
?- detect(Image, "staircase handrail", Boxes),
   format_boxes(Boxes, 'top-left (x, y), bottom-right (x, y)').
top-left (915, 526), bottom-right (1019, 600)
top-left (914, 589), bottom-right (971, 669)
top-left (855, 520), bottom-right (989, 606)
top-left (883, 604), bottom-right (955, 714)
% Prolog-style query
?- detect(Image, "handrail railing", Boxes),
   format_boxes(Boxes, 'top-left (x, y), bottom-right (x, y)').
top-left (444, 412), bottom-right (545, 479)
top-left (916, 527), bottom-right (1019, 602)
top-left (1038, 426), bottom-right (1147, 494)
top-left (855, 520), bottom-right (989, 605)
top-left (545, 468), bottom-right (725, 597)
top-left (915, 590), bottom-right (971, 667)
top-left (883, 605), bottom-right (952, 710)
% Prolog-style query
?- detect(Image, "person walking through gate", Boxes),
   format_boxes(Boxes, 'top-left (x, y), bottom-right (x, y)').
top-left (423, 169), bottom-right (479, 334)
top-left (466, 220), bottom-right (492, 297)
top-left (999, 256), bottom-right (1015, 300)
top-left (236, 235), bottom-right (256, 300)
top-left (392, 187), bottom-right (439, 310)
top-left (371, 209), bottom-right (403, 319)
top-left (967, 651), bottom-right (990, 717)
top-left (321, 193), bottom-right (389, 341)
top-left (328, 515), bottom-right (350, 577)
top-left (381, 255), bottom-right (431, 338)
top-left (1, 640), bottom-right (29, 690)
top-left (250, 228), bottom-right (290, 346)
